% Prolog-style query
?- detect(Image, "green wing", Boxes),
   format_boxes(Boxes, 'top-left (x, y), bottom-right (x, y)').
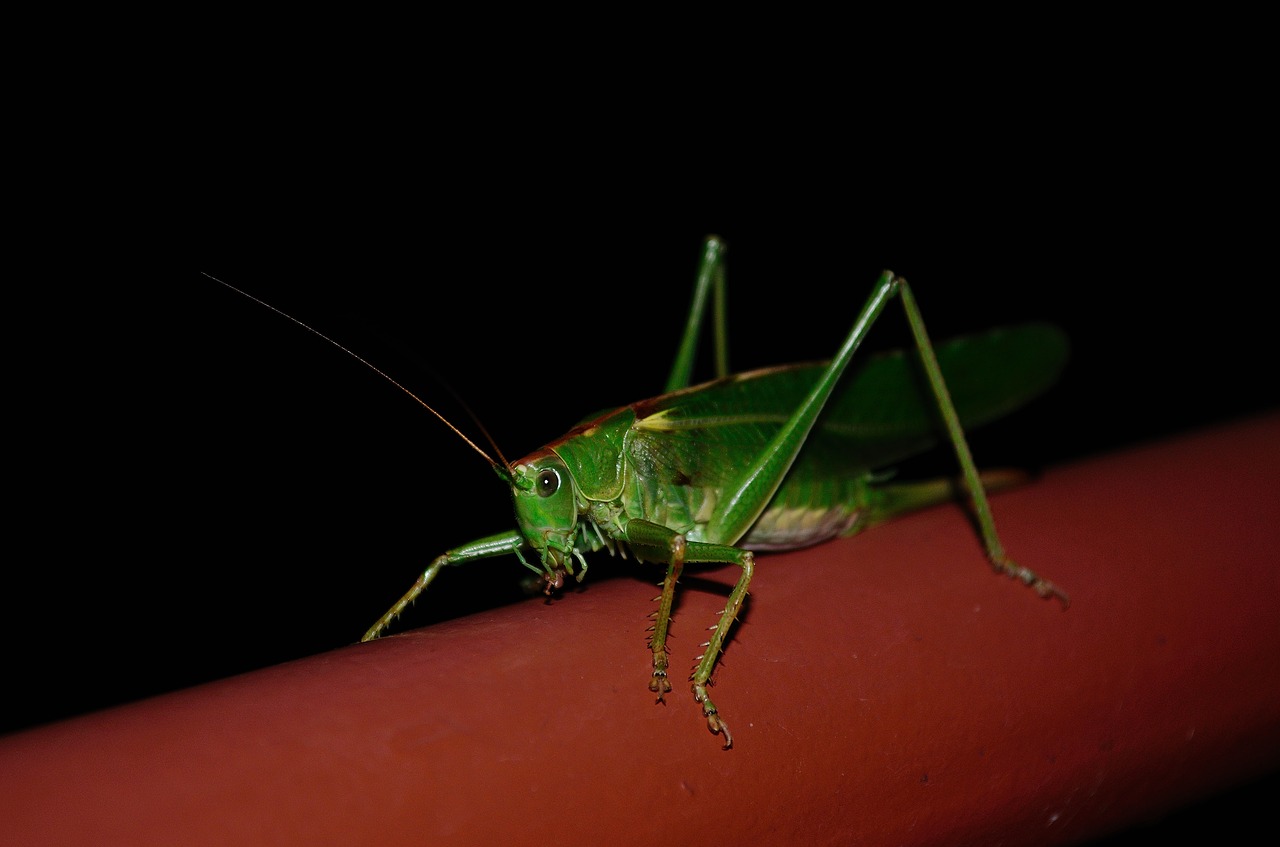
top-left (627, 324), bottom-right (1068, 487)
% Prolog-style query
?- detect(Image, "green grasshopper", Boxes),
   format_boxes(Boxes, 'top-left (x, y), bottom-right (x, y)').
top-left (356, 237), bottom-right (1069, 749)
top-left (211, 236), bottom-right (1068, 749)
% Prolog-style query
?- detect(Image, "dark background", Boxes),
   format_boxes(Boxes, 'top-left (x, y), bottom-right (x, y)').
top-left (7, 128), bottom-right (1276, 842)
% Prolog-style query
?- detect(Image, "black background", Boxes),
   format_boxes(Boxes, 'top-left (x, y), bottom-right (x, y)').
top-left (7, 114), bottom-right (1276, 844)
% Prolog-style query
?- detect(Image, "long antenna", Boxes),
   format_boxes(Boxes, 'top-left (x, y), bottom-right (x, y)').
top-left (202, 272), bottom-right (513, 477)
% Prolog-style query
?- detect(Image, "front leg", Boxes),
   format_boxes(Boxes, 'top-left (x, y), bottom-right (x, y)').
top-left (362, 530), bottom-right (527, 641)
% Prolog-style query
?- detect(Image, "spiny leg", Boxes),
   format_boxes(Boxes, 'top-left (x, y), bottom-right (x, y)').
top-left (647, 536), bottom-right (685, 702)
top-left (627, 520), bottom-right (751, 748)
top-left (362, 556), bottom-right (447, 641)
top-left (689, 549), bottom-right (754, 750)
top-left (361, 532), bottom-right (527, 642)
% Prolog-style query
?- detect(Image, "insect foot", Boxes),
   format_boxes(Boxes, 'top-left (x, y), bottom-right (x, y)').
top-left (650, 634), bottom-right (680, 706)
top-left (692, 682), bottom-right (733, 749)
top-left (998, 556), bottom-right (1071, 609)
top-left (649, 669), bottom-right (673, 703)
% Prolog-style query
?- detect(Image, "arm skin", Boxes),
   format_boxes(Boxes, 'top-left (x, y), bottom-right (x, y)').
top-left (2, 413), bottom-right (1278, 846)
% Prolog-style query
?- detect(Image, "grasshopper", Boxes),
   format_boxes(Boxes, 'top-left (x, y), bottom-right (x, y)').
top-left (211, 236), bottom-right (1068, 749)
top-left (358, 237), bottom-right (1067, 748)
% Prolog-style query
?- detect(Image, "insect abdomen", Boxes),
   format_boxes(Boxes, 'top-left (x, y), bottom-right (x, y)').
top-left (741, 502), bottom-right (866, 550)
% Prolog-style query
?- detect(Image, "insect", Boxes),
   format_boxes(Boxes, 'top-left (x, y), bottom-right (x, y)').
top-left (209, 236), bottom-right (1069, 749)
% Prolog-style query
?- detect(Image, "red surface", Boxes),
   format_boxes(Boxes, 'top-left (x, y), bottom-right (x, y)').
top-left (3, 414), bottom-right (1279, 846)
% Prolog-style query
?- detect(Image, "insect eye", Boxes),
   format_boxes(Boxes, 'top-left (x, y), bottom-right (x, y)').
top-left (536, 468), bottom-right (560, 498)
